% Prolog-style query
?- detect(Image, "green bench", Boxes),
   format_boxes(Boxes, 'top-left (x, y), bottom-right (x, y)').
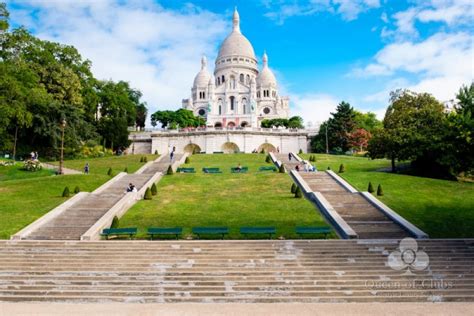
top-left (101, 228), bottom-right (137, 240)
top-left (296, 227), bottom-right (332, 239)
top-left (147, 227), bottom-right (182, 240)
top-left (202, 167), bottom-right (222, 173)
top-left (240, 227), bottom-right (276, 239)
top-left (192, 227), bottom-right (229, 239)
top-left (213, 151), bottom-right (224, 154)
top-left (177, 167), bottom-right (196, 173)
top-left (259, 166), bottom-right (277, 172)
top-left (231, 167), bottom-right (248, 173)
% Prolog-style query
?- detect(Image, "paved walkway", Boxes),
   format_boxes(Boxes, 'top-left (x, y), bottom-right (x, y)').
top-left (275, 154), bottom-right (412, 239)
top-left (0, 239), bottom-right (472, 303)
top-left (41, 163), bottom-right (82, 175)
top-left (22, 155), bottom-right (183, 240)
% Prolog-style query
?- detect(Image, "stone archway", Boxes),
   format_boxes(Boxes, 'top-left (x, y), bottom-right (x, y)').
top-left (227, 122), bottom-right (236, 128)
top-left (214, 122), bottom-right (222, 128)
top-left (257, 143), bottom-right (277, 153)
top-left (184, 143), bottom-right (202, 154)
top-left (240, 121), bottom-right (249, 127)
top-left (221, 142), bottom-right (240, 154)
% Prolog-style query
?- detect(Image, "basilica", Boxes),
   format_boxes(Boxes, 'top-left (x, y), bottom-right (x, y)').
top-left (182, 8), bottom-right (290, 128)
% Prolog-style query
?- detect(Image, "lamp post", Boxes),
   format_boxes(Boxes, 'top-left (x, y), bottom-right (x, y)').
top-left (132, 134), bottom-right (136, 155)
top-left (325, 123), bottom-right (329, 154)
top-left (59, 119), bottom-right (66, 175)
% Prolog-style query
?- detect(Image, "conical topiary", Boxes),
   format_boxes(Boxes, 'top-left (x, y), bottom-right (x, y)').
top-left (338, 164), bottom-right (345, 173)
top-left (279, 164), bottom-right (285, 173)
top-left (368, 182), bottom-right (374, 193)
top-left (111, 216), bottom-right (119, 229)
top-left (327, 166), bottom-right (331, 170)
top-left (139, 156), bottom-right (144, 162)
top-left (291, 183), bottom-right (297, 194)
top-left (265, 155), bottom-right (271, 163)
top-left (151, 183), bottom-right (157, 195)
top-left (144, 187), bottom-right (152, 200)
top-left (185, 157), bottom-right (190, 164)
top-left (154, 150), bottom-right (158, 155)
top-left (377, 184), bottom-right (384, 196)
top-left (299, 149), bottom-right (303, 154)
top-left (74, 186), bottom-right (80, 194)
top-left (107, 167), bottom-right (113, 176)
top-left (143, 156), bottom-right (148, 163)
top-left (295, 186), bottom-right (303, 198)
top-left (124, 167), bottom-right (128, 173)
top-left (312, 155), bottom-right (316, 162)
top-left (62, 187), bottom-right (70, 197)
top-left (167, 165), bottom-right (174, 175)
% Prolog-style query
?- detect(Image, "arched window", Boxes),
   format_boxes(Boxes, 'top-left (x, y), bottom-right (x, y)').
top-left (240, 74), bottom-right (244, 83)
top-left (217, 77), bottom-right (220, 85)
top-left (246, 75), bottom-right (250, 84)
top-left (230, 76), bottom-right (236, 89)
top-left (219, 105), bottom-right (222, 115)
top-left (257, 91), bottom-right (260, 98)
top-left (242, 98), bottom-right (247, 114)
top-left (230, 96), bottom-right (235, 111)
top-left (203, 92), bottom-right (205, 99)
top-left (221, 75), bottom-right (225, 83)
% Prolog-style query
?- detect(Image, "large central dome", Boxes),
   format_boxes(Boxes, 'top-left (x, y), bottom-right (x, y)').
top-left (216, 9), bottom-right (256, 62)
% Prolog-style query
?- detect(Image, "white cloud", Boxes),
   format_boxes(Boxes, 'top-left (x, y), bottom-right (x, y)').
top-left (8, 0), bottom-right (228, 121)
top-left (290, 93), bottom-right (339, 125)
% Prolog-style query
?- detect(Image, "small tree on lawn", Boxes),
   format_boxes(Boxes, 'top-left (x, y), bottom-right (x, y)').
top-left (185, 157), bottom-right (190, 164)
top-left (368, 182), bottom-right (374, 193)
top-left (62, 187), bottom-right (70, 197)
top-left (167, 165), bottom-right (174, 175)
top-left (279, 164), bottom-right (285, 173)
top-left (377, 184), bottom-right (384, 196)
top-left (143, 156), bottom-right (148, 163)
top-left (294, 186), bottom-right (303, 198)
top-left (124, 167), bottom-right (128, 173)
top-left (74, 186), bottom-right (80, 194)
top-left (151, 183), bottom-right (158, 195)
top-left (107, 167), bottom-right (113, 176)
top-left (327, 166), bottom-right (331, 170)
top-left (338, 164), bottom-right (345, 173)
top-left (111, 216), bottom-right (119, 228)
top-left (299, 149), bottom-right (303, 154)
top-left (144, 187), bottom-right (153, 200)
top-left (154, 150), bottom-right (159, 155)
top-left (291, 183), bottom-right (297, 194)
top-left (139, 157), bottom-right (144, 162)
top-left (265, 155), bottom-right (271, 163)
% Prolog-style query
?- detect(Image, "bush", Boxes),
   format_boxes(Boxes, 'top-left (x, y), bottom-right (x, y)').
top-left (338, 164), bottom-right (345, 173)
top-left (377, 184), bottom-right (384, 196)
top-left (294, 186), bottom-right (303, 198)
top-left (144, 187), bottom-right (152, 200)
top-left (23, 160), bottom-right (42, 172)
top-left (167, 165), bottom-right (174, 175)
top-left (279, 164), bottom-right (285, 173)
top-left (368, 182), bottom-right (374, 193)
top-left (62, 187), bottom-right (70, 197)
top-left (265, 155), bottom-right (271, 163)
top-left (151, 183), bottom-right (157, 195)
top-left (110, 216), bottom-right (119, 229)
top-left (299, 149), bottom-right (303, 154)
top-left (74, 186), bottom-right (80, 194)
top-left (291, 183), bottom-right (297, 194)
top-left (107, 167), bottom-right (113, 176)
top-left (140, 157), bottom-right (144, 162)
top-left (327, 166), bottom-right (331, 170)
top-left (154, 150), bottom-right (159, 155)
top-left (185, 157), bottom-right (190, 164)
top-left (143, 156), bottom-right (148, 163)
top-left (124, 167), bottom-right (128, 173)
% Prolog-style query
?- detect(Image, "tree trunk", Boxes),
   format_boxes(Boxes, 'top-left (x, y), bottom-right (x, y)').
top-left (13, 125), bottom-right (18, 161)
top-left (391, 156), bottom-right (396, 173)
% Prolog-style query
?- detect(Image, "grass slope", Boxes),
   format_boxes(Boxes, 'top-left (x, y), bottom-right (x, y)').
top-left (119, 154), bottom-right (330, 239)
top-left (0, 164), bottom-right (55, 182)
top-left (301, 154), bottom-right (474, 238)
top-left (0, 155), bottom-right (153, 239)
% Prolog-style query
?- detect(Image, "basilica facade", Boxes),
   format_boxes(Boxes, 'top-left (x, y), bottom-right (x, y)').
top-left (182, 8), bottom-right (290, 128)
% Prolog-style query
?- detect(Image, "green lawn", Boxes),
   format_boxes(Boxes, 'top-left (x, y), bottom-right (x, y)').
top-left (0, 155), bottom-right (154, 239)
top-left (0, 163), bottom-right (56, 182)
top-left (301, 154), bottom-right (474, 238)
top-left (118, 154), bottom-right (331, 239)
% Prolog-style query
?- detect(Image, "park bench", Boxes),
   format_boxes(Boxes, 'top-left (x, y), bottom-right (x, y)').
top-left (147, 227), bottom-right (182, 240)
top-left (202, 167), bottom-right (222, 173)
top-left (177, 167), bottom-right (196, 173)
top-left (296, 227), bottom-right (331, 239)
top-left (101, 228), bottom-right (137, 240)
top-left (231, 167), bottom-right (248, 173)
top-left (213, 151), bottom-right (224, 154)
top-left (192, 227), bottom-right (229, 239)
top-left (240, 227), bottom-right (276, 239)
top-left (259, 166), bottom-right (277, 172)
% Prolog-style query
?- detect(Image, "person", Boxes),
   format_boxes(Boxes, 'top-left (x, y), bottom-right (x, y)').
top-left (170, 150), bottom-right (174, 162)
top-left (236, 163), bottom-right (242, 172)
top-left (295, 165), bottom-right (300, 171)
top-left (126, 183), bottom-right (136, 192)
top-left (30, 151), bottom-right (35, 160)
top-left (34, 151), bottom-right (39, 161)
top-left (84, 163), bottom-right (89, 174)
top-left (303, 161), bottom-right (309, 172)
top-left (288, 153), bottom-right (292, 161)
top-left (277, 146), bottom-right (280, 153)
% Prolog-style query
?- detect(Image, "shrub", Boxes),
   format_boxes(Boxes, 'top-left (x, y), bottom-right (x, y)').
top-left (151, 183), bottom-right (158, 195)
top-left (139, 157), bottom-right (144, 162)
top-left (144, 187), bottom-right (152, 200)
top-left (143, 156), bottom-right (148, 163)
top-left (167, 165), bottom-right (174, 175)
top-left (23, 160), bottom-right (42, 172)
top-left (294, 186), bottom-right (303, 198)
top-left (368, 182), bottom-right (374, 193)
top-left (327, 166), bottom-right (331, 170)
top-left (185, 157), bottom-right (190, 164)
top-left (124, 167), bottom-right (128, 173)
top-left (311, 155), bottom-right (316, 162)
top-left (279, 164), bottom-right (285, 173)
top-left (154, 150), bottom-right (159, 155)
top-left (377, 184), bottom-right (384, 196)
top-left (265, 155), bottom-right (271, 163)
top-left (291, 183), bottom-right (297, 194)
top-left (74, 186), bottom-right (80, 194)
top-left (107, 167), bottom-right (113, 176)
top-left (62, 187), bottom-right (70, 197)
top-left (338, 164), bottom-right (345, 173)
top-left (298, 149), bottom-right (303, 154)
top-left (110, 216), bottom-right (119, 229)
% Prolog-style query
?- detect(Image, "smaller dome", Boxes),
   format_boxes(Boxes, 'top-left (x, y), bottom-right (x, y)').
top-left (193, 56), bottom-right (211, 87)
top-left (257, 52), bottom-right (277, 87)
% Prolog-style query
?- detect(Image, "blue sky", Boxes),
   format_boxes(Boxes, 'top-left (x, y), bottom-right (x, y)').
top-left (6, 0), bottom-right (474, 125)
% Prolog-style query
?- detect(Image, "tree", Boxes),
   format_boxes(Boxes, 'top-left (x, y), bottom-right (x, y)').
top-left (0, 2), bottom-right (9, 32)
top-left (135, 102), bottom-right (147, 131)
top-left (455, 83), bottom-right (474, 115)
top-left (354, 111), bottom-right (382, 133)
top-left (347, 128), bottom-right (372, 152)
top-left (151, 109), bottom-right (205, 128)
top-left (260, 116), bottom-right (304, 129)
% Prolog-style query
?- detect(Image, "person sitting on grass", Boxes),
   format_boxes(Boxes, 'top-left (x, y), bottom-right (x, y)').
top-left (236, 163), bottom-right (242, 172)
top-left (126, 183), bottom-right (137, 193)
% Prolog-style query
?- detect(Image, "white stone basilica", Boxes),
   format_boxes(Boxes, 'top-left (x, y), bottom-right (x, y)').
top-left (182, 8), bottom-right (290, 128)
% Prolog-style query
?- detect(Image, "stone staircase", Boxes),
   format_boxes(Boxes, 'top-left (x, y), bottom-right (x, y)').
top-left (22, 156), bottom-right (182, 241)
top-left (0, 239), bottom-right (472, 303)
top-left (274, 153), bottom-right (300, 171)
